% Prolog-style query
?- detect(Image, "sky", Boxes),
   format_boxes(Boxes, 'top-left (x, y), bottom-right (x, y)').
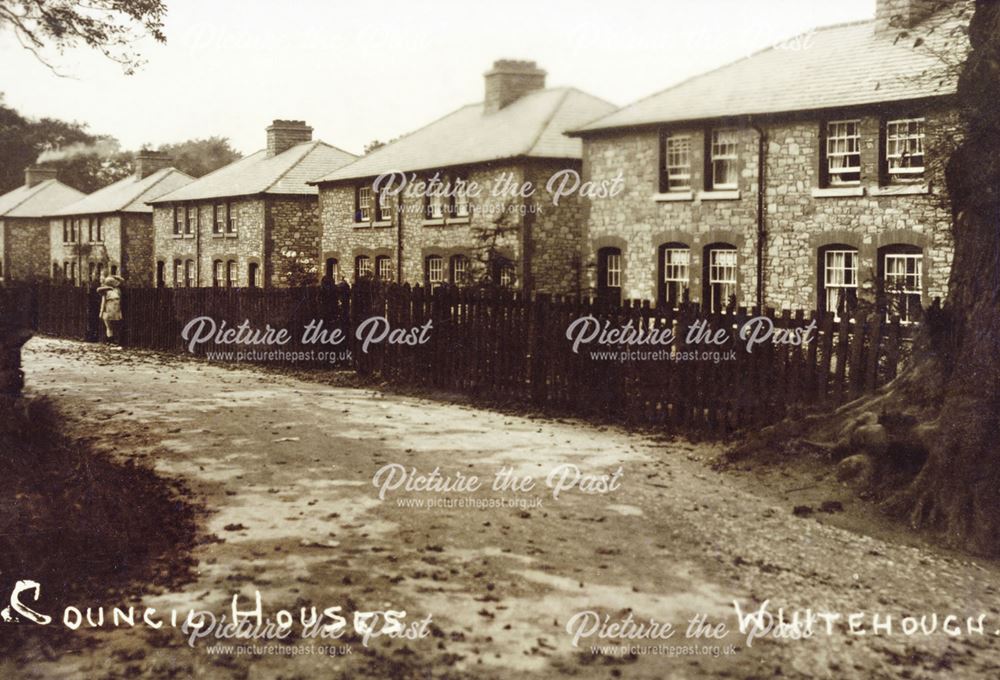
top-left (0, 0), bottom-right (877, 157)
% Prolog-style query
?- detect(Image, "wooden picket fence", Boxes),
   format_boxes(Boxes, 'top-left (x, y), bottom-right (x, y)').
top-left (0, 282), bottom-right (915, 434)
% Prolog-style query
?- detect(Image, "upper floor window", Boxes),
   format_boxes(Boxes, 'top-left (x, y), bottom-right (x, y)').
top-left (663, 135), bottom-right (691, 191)
top-left (426, 255), bottom-right (444, 285)
top-left (426, 188), bottom-right (446, 220)
top-left (95, 217), bottom-right (103, 242)
top-left (826, 120), bottom-right (861, 185)
top-left (705, 245), bottom-right (737, 313)
top-left (186, 206), bottom-right (197, 235)
top-left (660, 244), bottom-right (690, 308)
top-left (173, 207), bottom-right (183, 236)
top-left (226, 204), bottom-right (237, 235)
top-left (377, 188), bottom-right (392, 222)
top-left (886, 118), bottom-right (925, 182)
top-left (820, 247), bottom-right (858, 318)
top-left (375, 255), bottom-right (393, 282)
top-left (213, 204), bottom-right (226, 234)
top-left (710, 129), bottom-right (738, 190)
top-left (62, 220), bottom-right (69, 243)
top-left (356, 186), bottom-right (372, 222)
top-left (451, 175), bottom-right (470, 218)
top-left (87, 218), bottom-right (94, 242)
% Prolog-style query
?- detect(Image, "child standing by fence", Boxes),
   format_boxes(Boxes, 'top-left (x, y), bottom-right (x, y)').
top-left (97, 276), bottom-right (123, 347)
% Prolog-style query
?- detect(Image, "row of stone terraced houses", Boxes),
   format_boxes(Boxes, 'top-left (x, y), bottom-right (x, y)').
top-left (0, 0), bottom-right (964, 320)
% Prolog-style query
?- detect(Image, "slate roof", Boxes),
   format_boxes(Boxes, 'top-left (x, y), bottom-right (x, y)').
top-left (575, 11), bottom-right (968, 134)
top-left (53, 168), bottom-right (194, 216)
top-left (149, 141), bottom-right (357, 203)
top-left (0, 179), bottom-right (86, 219)
top-left (312, 88), bottom-right (617, 184)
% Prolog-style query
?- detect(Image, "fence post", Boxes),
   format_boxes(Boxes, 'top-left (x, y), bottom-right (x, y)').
top-left (530, 293), bottom-right (550, 406)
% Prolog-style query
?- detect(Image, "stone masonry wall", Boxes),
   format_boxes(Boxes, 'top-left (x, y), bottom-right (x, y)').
top-left (582, 104), bottom-right (956, 310)
top-left (154, 199), bottom-right (265, 287)
top-left (121, 214), bottom-right (156, 285)
top-left (2, 217), bottom-right (50, 281)
top-left (267, 197), bottom-right (321, 286)
top-left (49, 214), bottom-right (124, 284)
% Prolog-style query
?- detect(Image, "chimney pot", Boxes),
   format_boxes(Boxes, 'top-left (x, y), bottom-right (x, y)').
top-left (875, 0), bottom-right (938, 35)
top-left (483, 60), bottom-right (547, 114)
top-left (24, 166), bottom-right (57, 188)
top-left (266, 120), bottom-right (313, 158)
top-left (134, 151), bottom-right (174, 179)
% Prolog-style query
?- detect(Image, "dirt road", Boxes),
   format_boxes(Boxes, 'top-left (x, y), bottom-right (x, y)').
top-left (6, 337), bottom-right (1000, 679)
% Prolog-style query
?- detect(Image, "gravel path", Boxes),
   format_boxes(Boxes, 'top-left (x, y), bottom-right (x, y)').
top-left (6, 337), bottom-right (999, 679)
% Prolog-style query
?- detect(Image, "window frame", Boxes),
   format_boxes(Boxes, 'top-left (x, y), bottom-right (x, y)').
top-left (375, 255), bottom-right (393, 282)
top-left (354, 255), bottom-right (373, 280)
top-left (356, 185), bottom-right (372, 223)
top-left (705, 245), bottom-right (738, 313)
top-left (825, 119), bottom-right (862, 186)
top-left (885, 117), bottom-right (926, 182)
top-left (213, 204), bottom-right (226, 234)
top-left (820, 247), bottom-right (859, 318)
top-left (663, 134), bottom-right (692, 192)
top-left (173, 207), bottom-right (184, 236)
top-left (212, 260), bottom-right (223, 287)
top-left (449, 254), bottom-right (469, 285)
top-left (660, 244), bottom-right (690, 308)
top-left (226, 260), bottom-right (237, 288)
top-left (880, 246), bottom-right (923, 324)
top-left (425, 255), bottom-right (444, 285)
top-left (710, 129), bottom-right (739, 190)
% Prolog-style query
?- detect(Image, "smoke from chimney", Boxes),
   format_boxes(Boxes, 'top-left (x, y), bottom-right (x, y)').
top-left (36, 139), bottom-right (120, 164)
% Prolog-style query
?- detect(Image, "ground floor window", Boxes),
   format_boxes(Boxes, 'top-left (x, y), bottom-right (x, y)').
top-left (880, 245), bottom-right (923, 323)
top-left (704, 244), bottom-right (737, 313)
top-left (173, 260), bottom-right (182, 287)
top-left (355, 255), bottom-right (373, 281)
top-left (184, 260), bottom-right (195, 288)
top-left (450, 255), bottom-right (469, 285)
top-left (658, 243), bottom-right (689, 308)
top-left (426, 255), bottom-right (444, 286)
top-left (597, 247), bottom-right (622, 304)
top-left (375, 255), bottom-right (393, 282)
top-left (226, 260), bottom-right (237, 288)
top-left (213, 260), bottom-right (223, 287)
top-left (820, 246), bottom-right (858, 318)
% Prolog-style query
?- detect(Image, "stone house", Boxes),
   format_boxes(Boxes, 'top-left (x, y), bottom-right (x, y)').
top-left (311, 61), bottom-right (616, 294)
top-left (0, 167), bottom-right (85, 282)
top-left (571, 0), bottom-right (966, 321)
top-left (50, 153), bottom-right (193, 285)
top-left (148, 121), bottom-right (356, 288)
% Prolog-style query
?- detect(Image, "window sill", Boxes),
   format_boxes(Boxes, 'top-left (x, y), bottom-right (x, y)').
top-left (372, 220), bottom-right (392, 228)
top-left (422, 218), bottom-right (446, 226)
top-left (698, 189), bottom-right (741, 201)
top-left (811, 186), bottom-right (865, 198)
top-left (653, 190), bottom-right (694, 202)
top-left (869, 184), bottom-right (930, 196)
top-left (448, 216), bottom-right (471, 224)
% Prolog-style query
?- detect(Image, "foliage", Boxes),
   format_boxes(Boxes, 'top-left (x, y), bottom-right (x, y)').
top-left (0, 0), bottom-right (167, 74)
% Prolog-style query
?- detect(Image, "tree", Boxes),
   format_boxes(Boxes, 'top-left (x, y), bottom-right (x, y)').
top-left (735, 0), bottom-right (1000, 556)
top-left (154, 137), bottom-right (240, 178)
top-left (0, 0), bottom-right (166, 74)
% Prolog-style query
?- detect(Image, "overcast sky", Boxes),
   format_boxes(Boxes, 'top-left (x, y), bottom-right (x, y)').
top-left (0, 0), bottom-right (876, 156)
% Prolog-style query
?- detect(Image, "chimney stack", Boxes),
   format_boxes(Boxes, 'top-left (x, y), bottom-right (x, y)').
top-left (875, 0), bottom-right (938, 35)
top-left (134, 151), bottom-right (174, 179)
top-left (484, 60), bottom-right (547, 114)
top-left (24, 166), bottom-right (57, 188)
top-left (266, 120), bottom-right (313, 158)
